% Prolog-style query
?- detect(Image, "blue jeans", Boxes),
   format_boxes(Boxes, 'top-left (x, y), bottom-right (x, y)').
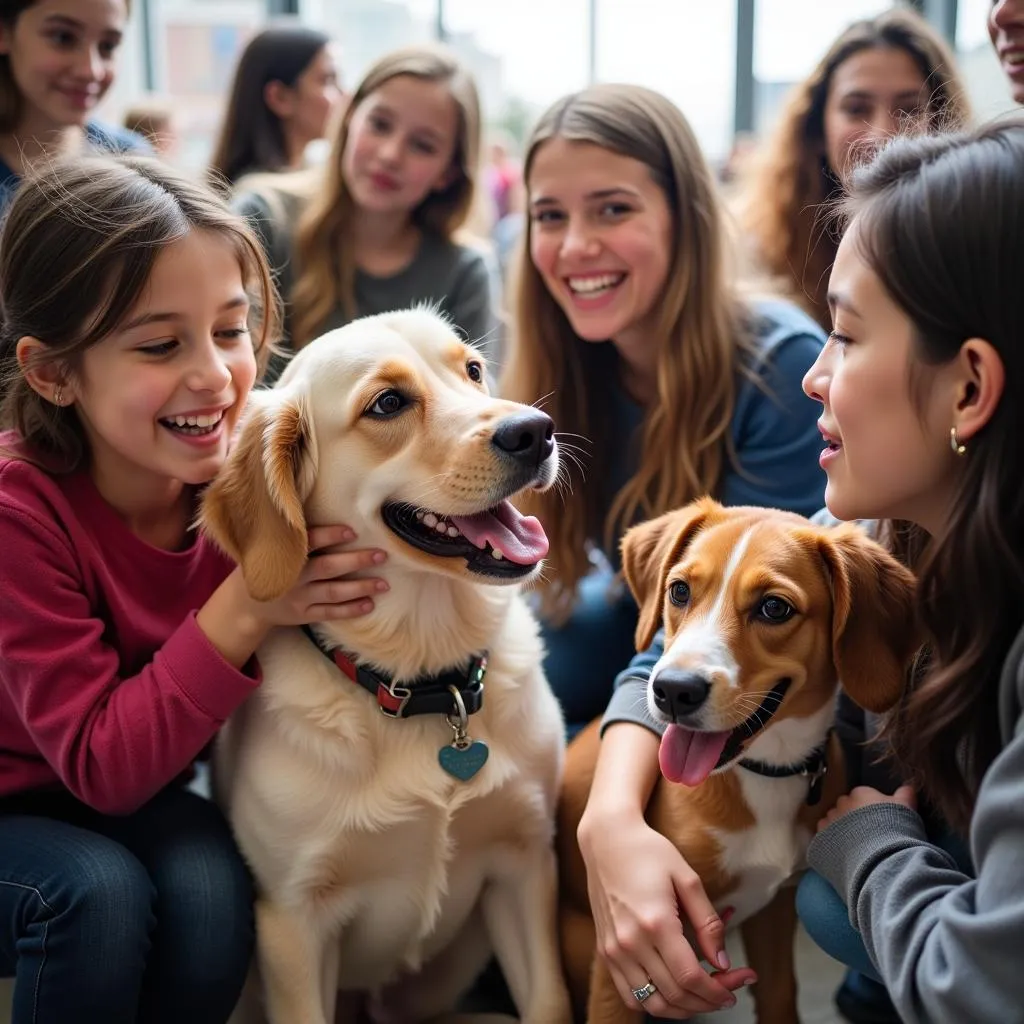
top-left (540, 567), bottom-right (639, 736)
top-left (796, 828), bottom-right (971, 983)
top-left (0, 785), bottom-right (254, 1024)
top-left (796, 870), bottom-right (883, 981)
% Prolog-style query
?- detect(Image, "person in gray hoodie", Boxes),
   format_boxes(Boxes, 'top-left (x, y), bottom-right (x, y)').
top-left (581, 119), bottom-right (1024, 1024)
top-left (796, 121), bottom-right (1024, 1024)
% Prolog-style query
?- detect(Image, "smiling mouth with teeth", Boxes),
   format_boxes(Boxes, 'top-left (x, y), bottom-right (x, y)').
top-left (159, 411), bottom-right (225, 436)
top-left (380, 500), bottom-right (549, 580)
top-left (567, 273), bottom-right (626, 296)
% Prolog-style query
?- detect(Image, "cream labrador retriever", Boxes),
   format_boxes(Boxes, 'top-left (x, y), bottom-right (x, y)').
top-left (201, 309), bottom-right (572, 1024)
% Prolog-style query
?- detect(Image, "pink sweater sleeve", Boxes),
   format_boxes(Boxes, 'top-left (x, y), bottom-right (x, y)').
top-left (0, 504), bottom-right (260, 815)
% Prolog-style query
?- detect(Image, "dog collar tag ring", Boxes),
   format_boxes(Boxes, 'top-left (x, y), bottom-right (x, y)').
top-left (439, 684), bottom-right (489, 782)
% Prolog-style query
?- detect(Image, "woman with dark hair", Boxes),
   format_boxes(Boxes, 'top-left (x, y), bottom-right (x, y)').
top-left (736, 7), bottom-right (971, 331)
top-left (584, 118), bottom-right (1024, 1024)
top-left (797, 119), bottom-right (1024, 1024)
top-left (0, 0), bottom-right (148, 210)
top-left (208, 23), bottom-right (342, 188)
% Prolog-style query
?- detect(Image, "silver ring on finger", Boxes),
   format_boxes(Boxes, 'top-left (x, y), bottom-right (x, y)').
top-left (632, 979), bottom-right (658, 1004)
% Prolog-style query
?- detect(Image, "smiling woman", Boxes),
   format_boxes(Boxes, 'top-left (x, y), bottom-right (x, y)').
top-left (735, 7), bottom-right (971, 331)
top-left (501, 83), bottom-right (828, 1019)
top-left (0, 0), bottom-right (150, 209)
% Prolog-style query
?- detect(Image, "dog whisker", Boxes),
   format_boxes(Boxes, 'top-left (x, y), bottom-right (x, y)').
top-left (556, 450), bottom-right (587, 483)
top-left (553, 430), bottom-right (592, 445)
top-left (468, 322), bottom-right (502, 355)
top-left (555, 444), bottom-right (591, 465)
top-left (552, 472), bottom-right (576, 505)
top-left (531, 390), bottom-right (556, 413)
top-left (554, 440), bottom-right (590, 455)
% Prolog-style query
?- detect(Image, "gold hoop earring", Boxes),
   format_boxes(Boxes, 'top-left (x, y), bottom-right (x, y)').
top-left (950, 426), bottom-right (966, 456)
top-left (52, 384), bottom-right (63, 407)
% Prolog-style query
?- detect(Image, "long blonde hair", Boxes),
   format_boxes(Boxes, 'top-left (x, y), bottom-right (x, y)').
top-left (501, 84), bottom-right (754, 620)
top-left (290, 44), bottom-right (481, 346)
top-left (736, 7), bottom-right (971, 330)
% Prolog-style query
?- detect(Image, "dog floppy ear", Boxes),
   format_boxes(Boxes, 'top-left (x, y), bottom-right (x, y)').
top-left (621, 498), bottom-right (719, 653)
top-left (200, 393), bottom-right (317, 601)
top-left (813, 523), bottom-right (918, 713)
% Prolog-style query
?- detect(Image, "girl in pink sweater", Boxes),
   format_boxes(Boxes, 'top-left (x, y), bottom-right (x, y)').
top-left (0, 155), bottom-right (386, 1023)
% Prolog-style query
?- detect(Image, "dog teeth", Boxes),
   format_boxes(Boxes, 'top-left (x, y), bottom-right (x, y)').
top-left (409, 509), bottom-right (463, 539)
top-left (491, 549), bottom-right (504, 560)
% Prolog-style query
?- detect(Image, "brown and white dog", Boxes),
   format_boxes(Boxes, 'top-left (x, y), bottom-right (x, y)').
top-left (201, 309), bottom-right (573, 1024)
top-left (557, 499), bottom-right (918, 1023)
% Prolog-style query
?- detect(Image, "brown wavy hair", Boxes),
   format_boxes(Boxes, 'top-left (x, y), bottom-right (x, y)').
top-left (736, 7), bottom-right (970, 331)
top-left (848, 122), bottom-right (1024, 832)
top-left (500, 84), bottom-right (755, 621)
top-left (289, 44), bottom-right (481, 346)
top-left (0, 155), bottom-right (280, 471)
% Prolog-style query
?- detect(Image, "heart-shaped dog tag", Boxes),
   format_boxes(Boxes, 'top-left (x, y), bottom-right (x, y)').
top-left (438, 739), bottom-right (489, 782)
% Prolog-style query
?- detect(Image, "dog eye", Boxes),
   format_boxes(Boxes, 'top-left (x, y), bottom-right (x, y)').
top-left (757, 596), bottom-right (793, 623)
top-left (366, 389), bottom-right (408, 418)
top-left (466, 360), bottom-right (484, 383)
top-left (668, 581), bottom-right (690, 607)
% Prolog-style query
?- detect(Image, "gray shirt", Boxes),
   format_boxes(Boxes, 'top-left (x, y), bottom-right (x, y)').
top-left (234, 188), bottom-right (499, 382)
top-left (808, 619), bottom-right (1024, 1023)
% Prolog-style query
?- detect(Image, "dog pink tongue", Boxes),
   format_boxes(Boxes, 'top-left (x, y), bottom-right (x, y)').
top-left (449, 500), bottom-right (549, 565)
top-left (659, 725), bottom-right (732, 787)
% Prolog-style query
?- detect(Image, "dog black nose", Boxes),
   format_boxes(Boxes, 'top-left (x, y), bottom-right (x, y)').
top-left (492, 410), bottom-right (554, 468)
top-left (652, 669), bottom-right (711, 718)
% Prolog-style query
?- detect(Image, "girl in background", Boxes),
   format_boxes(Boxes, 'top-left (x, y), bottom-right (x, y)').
top-left (0, 155), bottom-right (385, 1024)
top-left (235, 44), bottom-right (496, 380)
top-left (736, 7), bottom-right (969, 330)
top-left (0, 0), bottom-right (148, 209)
top-left (208, 23), bottom-right (342, 188)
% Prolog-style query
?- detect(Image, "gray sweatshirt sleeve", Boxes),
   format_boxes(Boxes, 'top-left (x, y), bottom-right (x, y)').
top-left (807, 700), bottom-right (1024, 1021)
top-left (600, 628), bottom-right (666, 737)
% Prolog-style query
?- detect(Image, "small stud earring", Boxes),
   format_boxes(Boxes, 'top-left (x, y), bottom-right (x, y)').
top-left (950, 426), bottom-right (966, 456)
top-left (52, 384), bottom-right (63, 407)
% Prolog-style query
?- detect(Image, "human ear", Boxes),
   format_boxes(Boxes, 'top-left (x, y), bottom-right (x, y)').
top-left (953, 338), bottom-right (1004, 443)
top-left (15, 337), bottom-right (71, 406)
top-left (263, 80), bottom-right (296, 120)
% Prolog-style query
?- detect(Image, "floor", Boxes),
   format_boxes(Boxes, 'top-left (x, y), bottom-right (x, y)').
top-left (0, 923), bottom-right (847, 1023)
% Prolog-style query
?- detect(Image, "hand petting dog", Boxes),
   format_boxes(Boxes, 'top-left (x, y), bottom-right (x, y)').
top-left (818, 785), bottom-right (918, 832)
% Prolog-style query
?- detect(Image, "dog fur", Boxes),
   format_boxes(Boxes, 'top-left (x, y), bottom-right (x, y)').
top-left (557, 500), bottom-right (918, 1023)
top-left (202, 309), bottom-right (573, 1024)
